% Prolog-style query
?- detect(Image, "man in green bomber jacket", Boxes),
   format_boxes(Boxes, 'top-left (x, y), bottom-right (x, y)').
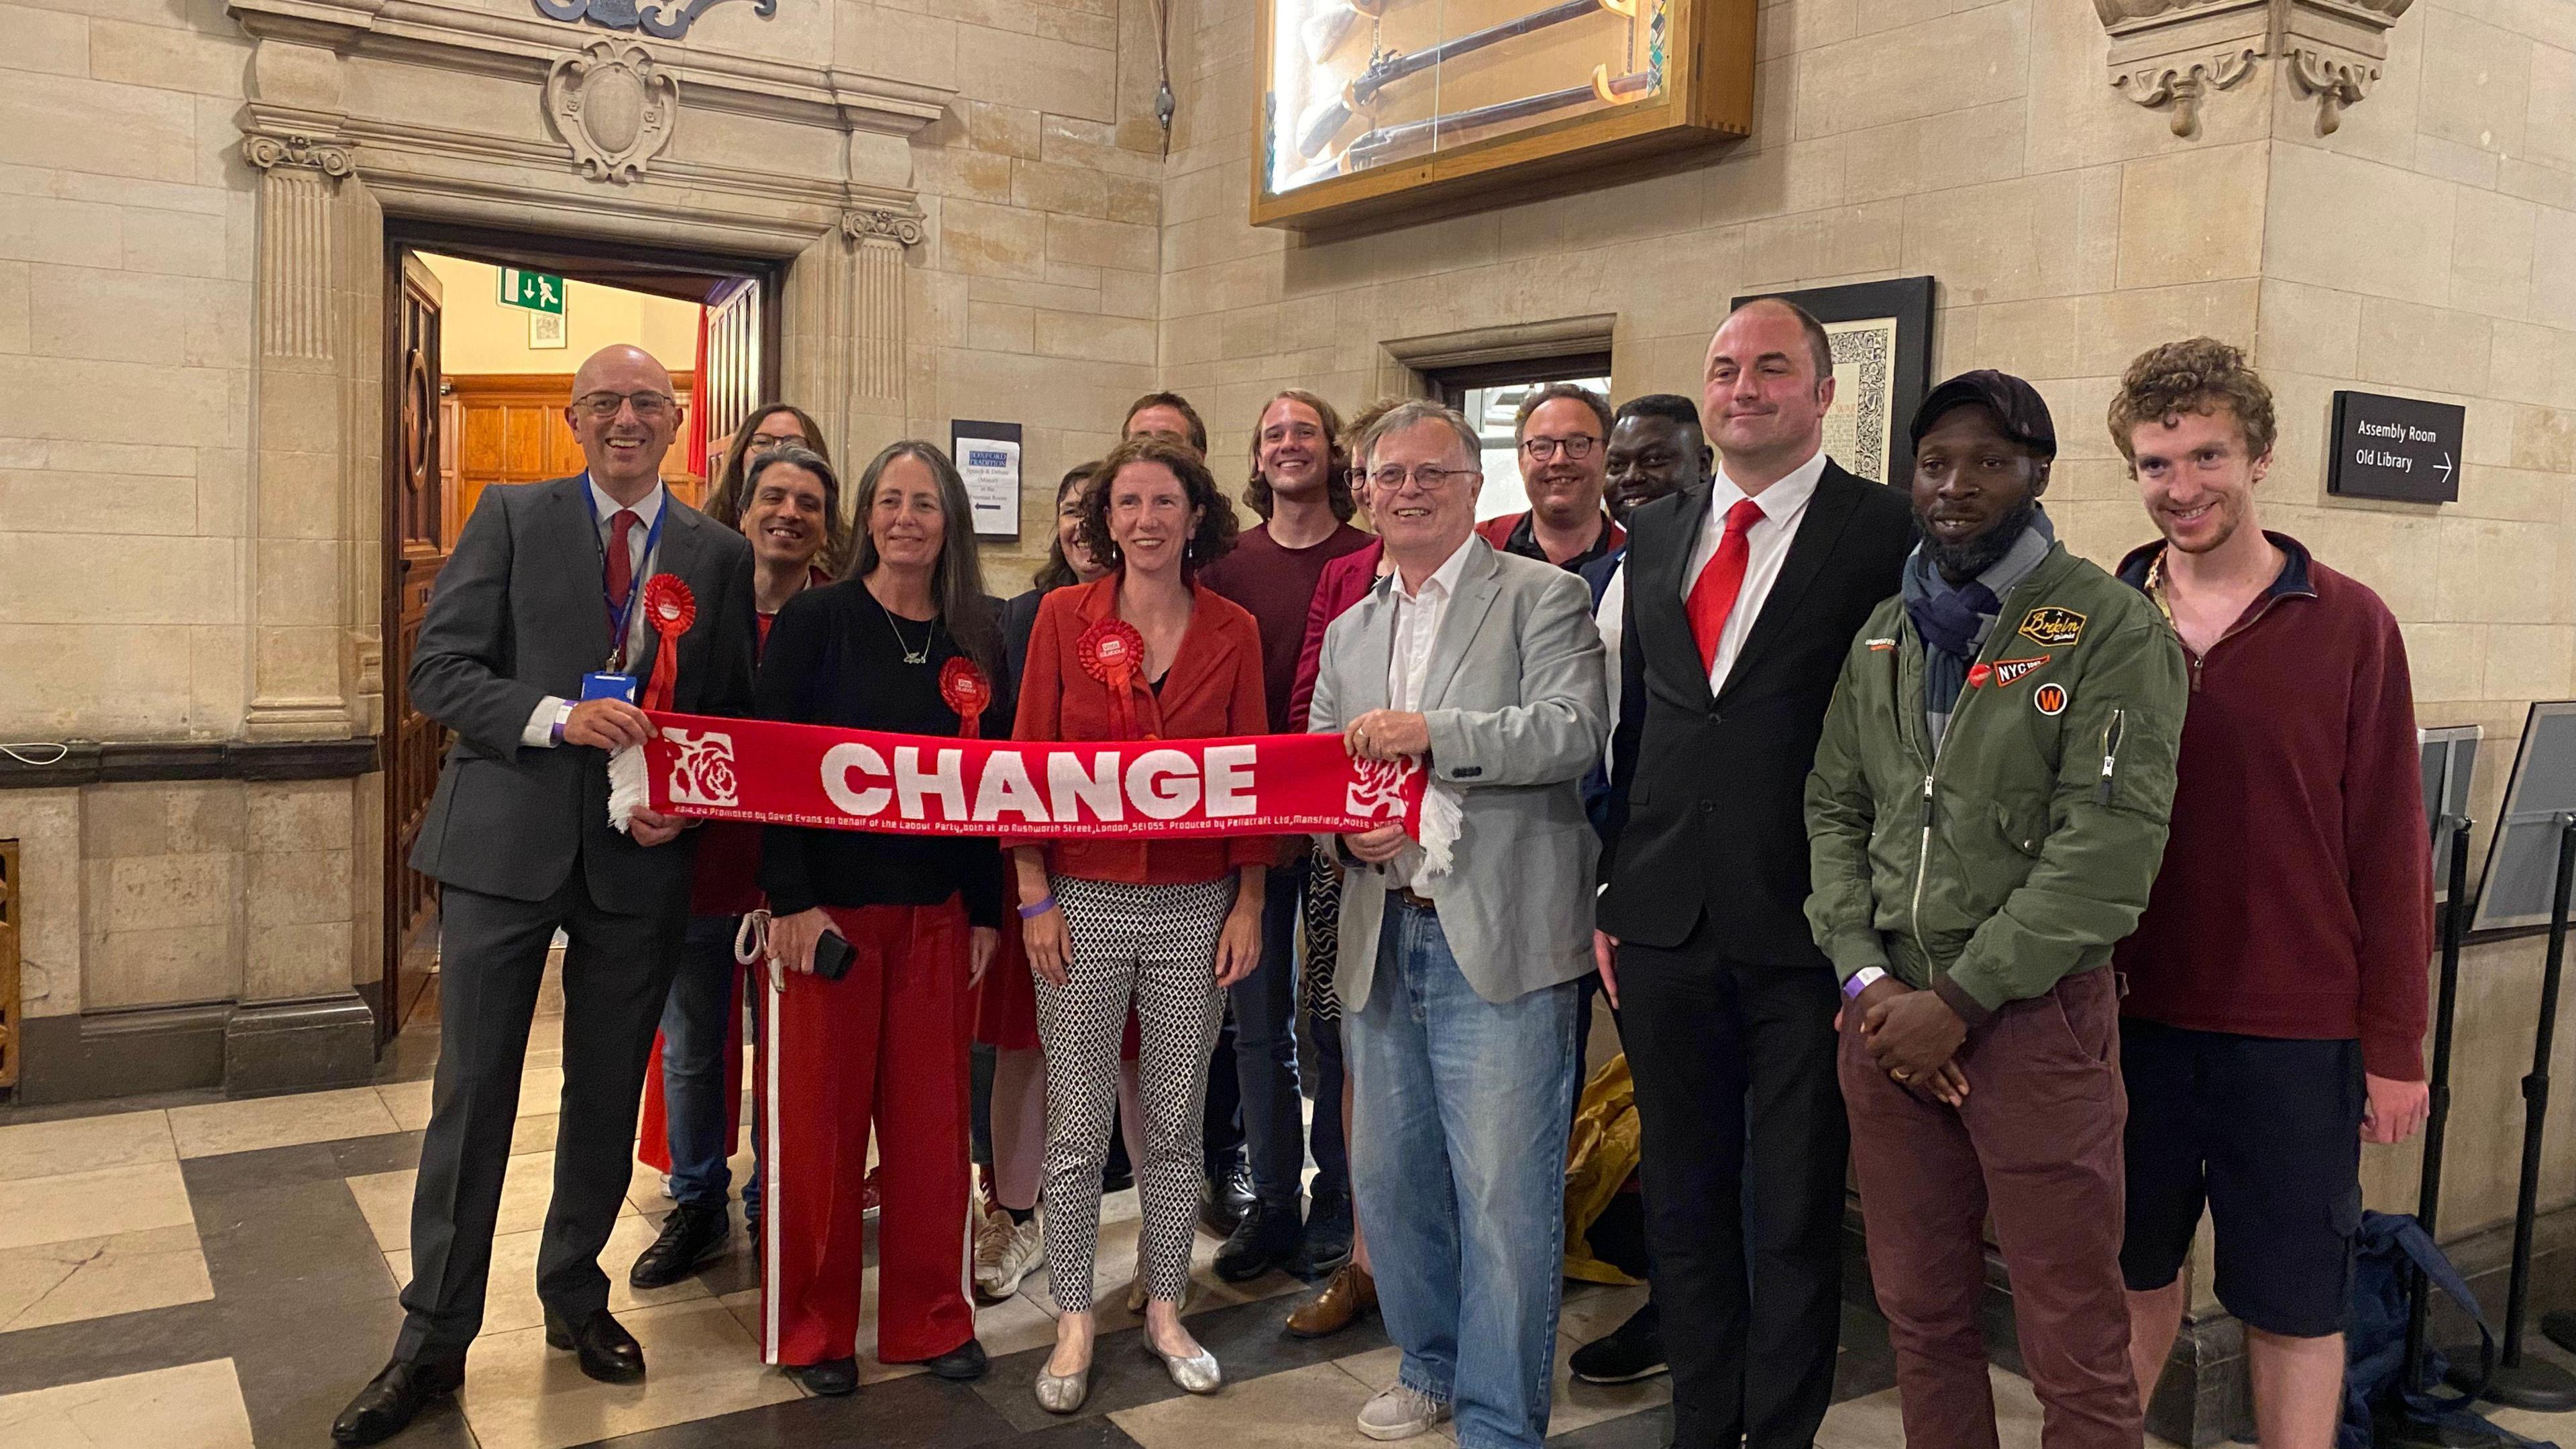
top-left (1803, 370), bottom-right (2186, 1449)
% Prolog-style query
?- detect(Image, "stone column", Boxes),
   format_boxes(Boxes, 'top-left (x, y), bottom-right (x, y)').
top-left (242, 131), bottom-right (360, 743)
top-left (785, 207), bottom-right (924, 467)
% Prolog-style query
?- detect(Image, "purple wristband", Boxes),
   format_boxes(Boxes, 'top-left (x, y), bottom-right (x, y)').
top-left (1017, 896), bottom-right (1057, 920)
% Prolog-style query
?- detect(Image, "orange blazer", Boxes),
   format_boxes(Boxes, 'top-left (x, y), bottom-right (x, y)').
top-left (1006, 572), bottom-right (1275, 884)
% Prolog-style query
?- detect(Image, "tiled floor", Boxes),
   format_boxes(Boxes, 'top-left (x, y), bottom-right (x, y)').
top-left (10, 980), bottom-right (2576, 1449)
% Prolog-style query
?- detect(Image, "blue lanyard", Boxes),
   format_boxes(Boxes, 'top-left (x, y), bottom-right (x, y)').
top-left (603, 502), bottom-right (668, 669)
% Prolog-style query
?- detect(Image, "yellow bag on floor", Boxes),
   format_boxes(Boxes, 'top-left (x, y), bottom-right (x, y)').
top-left (1564, 1053), bottom-right (1644, 1287)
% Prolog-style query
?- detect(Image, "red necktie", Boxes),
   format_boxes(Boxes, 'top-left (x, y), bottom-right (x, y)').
top-left (1686, 498), bottom-right (1766, 675)
top-left (605, 508), bottom-right (639, 638)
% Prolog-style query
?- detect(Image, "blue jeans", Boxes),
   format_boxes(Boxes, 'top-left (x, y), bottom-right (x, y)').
top-left (1349, 895), bottom-right (1578, 1449)
top-left (1230, 858), bottom-right (1313, 1210)
top-left (659, 913), bottom-right (758, 1218)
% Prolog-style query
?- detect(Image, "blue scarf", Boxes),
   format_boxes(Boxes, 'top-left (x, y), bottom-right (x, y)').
top-left (1901, 511), bottom-right (2055, 746)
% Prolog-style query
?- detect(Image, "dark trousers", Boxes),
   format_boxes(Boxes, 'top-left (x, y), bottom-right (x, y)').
top-left (395, 875), bottom-right (684, 1362)
top-left (1231, 858), bottom-right (1310, 1210)
top-left (1842, 967), bottom-right (2137, 1449)
top-left (1617, 921), bottom-right (1846, 1449)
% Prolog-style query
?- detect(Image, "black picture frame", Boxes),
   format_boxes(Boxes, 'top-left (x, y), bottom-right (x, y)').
top-left (1730, 276), bottom-right (1937, 487)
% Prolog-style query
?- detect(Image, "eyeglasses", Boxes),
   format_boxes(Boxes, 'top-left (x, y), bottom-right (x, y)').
top-left (1520, 434), bottom-right (1601, 462)
top-left (574, 390), bottom-right (676, 421)
top-left (1364, 465), bottom-right (1479, 492)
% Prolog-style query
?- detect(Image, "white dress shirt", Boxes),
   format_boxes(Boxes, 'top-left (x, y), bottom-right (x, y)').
top-left (520, 476), bottom-right (670, 747)
top-left (1382, 532), bottom-right (1475, 890)
top-left (1597, 557), bottom-right (1627, 765)
top-left (1682, 446), bottom-right (1827, 694)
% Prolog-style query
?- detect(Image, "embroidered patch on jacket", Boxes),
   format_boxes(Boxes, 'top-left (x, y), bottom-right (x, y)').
top-left (1988, 655), bottom-right (2050, 687)
top-left (1865, 637), bottom-right (1896, 652)
top-left (2018, 607), bottom-right (2086, 647)
top-left (2033, 682), bottom-right (2070, 716)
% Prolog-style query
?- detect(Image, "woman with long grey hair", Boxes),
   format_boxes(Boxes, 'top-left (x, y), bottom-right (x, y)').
top-left (749, 440), bottom-right (1007, 1395)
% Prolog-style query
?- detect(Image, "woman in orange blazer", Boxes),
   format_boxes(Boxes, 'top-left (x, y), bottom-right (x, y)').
top-left (1007, 433), bottom-right (1271, 1410)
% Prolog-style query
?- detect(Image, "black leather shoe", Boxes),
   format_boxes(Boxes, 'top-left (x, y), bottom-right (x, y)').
top-left (1198, 1159), bottom-right (1256, 1236)
top-left (544, 1307), bottom-right (647, 1383)
top-left (920, 1337), bottom-right (989, 1381)
top-left (1215, 1199), bottom-right (1304, 1283)
top-left (629, 1202), bottom-right (730, 1289)
top-left (786, 1356), bottom-right (859, 1396)
top-left (1289, 1191), bottom-right (1353, 1280)
top-left (331, 1357), bottom-right (464, 1446)
top-left (1569, 1300), bottom-right (1666, 1385)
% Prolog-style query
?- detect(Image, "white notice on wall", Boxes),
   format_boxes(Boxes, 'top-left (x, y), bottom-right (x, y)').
top-left (955, 427), bottom-right (1022, 539)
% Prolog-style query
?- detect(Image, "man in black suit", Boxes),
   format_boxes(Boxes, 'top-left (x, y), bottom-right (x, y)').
top-left (1595, 299), bottom-right (1913, 1449)
top-left (334, 345), bottom-right (757, 1446)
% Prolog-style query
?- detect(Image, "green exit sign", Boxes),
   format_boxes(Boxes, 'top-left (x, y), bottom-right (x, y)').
top-left (498, 267), bottom-right (565, 315)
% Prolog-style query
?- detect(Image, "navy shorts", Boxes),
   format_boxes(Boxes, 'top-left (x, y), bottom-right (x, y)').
top-left (2118, 1019), bottom-right (2365, 1338)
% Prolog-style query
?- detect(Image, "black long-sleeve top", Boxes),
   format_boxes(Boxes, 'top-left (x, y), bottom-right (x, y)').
top-left (755, 579), bottom-right (1007, 927)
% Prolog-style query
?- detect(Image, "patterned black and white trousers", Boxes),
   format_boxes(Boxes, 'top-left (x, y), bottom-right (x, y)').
top-left (1032, 873), bottom-right (1234, 1313)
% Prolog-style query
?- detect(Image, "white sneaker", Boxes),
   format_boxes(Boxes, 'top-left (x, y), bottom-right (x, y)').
top-left (1356, 1384), bottom-right (1450, 1441)
top-left (976, 1213), bottom-right (1044, 1301)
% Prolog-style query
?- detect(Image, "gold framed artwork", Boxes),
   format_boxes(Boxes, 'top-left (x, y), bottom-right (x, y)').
top-left (1252, 0), bottom-right (1756, 229)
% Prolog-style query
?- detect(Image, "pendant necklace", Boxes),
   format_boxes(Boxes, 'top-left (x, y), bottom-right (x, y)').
top-left (884, 604), bottom-right (933, 665)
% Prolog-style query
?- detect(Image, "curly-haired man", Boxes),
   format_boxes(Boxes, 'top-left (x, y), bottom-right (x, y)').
top-left (2107, 338), bottom-right (2430, 1446)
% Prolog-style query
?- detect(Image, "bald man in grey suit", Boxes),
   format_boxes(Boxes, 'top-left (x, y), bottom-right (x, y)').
top-left (335, 346), bottom-right (756, 1447)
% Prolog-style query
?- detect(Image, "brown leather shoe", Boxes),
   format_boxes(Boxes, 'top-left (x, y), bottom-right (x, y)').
top-left (1285, 1263), bottom-right (1377, 1339)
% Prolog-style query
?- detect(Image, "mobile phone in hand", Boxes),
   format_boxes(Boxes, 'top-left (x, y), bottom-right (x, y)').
top-left (812, 929), bottom-right (855, 982)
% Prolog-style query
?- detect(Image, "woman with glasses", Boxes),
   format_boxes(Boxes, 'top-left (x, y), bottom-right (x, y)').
top-left (752, 441), bottom-right (1006, 1397)
top-left (1010, 435), bottom-right (1271, 1411)
top-left (704, 404), bottom-right (831, 539)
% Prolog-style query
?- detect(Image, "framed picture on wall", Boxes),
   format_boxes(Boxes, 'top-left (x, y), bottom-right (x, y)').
top-left (1254, 0), bottom-right (1756, 229)
top-left (1731, 277), bottom-right (1937, 488)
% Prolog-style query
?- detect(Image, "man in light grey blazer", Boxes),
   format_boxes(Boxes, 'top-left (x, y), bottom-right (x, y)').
top-left (1309, 400), bottom-right (1608, 1449)
top-left (334, 345), bottom-right (756, 1447)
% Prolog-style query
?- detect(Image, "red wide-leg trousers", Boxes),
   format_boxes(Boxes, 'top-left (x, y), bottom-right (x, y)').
top-left (757, 899), bottom-right (976, 1368)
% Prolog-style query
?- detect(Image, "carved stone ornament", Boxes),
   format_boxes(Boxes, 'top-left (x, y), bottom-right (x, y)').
top-left (534, 0), bottom-right (774, 43)
top-left (843, 209), bottom-right (925, 247)
top-left (2098, 0), bottom-right (2414, 138)
top-left (241, 133), bottom-right (355, 176)
top-left (543, 40), bottom-right (678, 183)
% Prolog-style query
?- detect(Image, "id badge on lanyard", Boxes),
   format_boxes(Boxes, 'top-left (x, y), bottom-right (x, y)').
top-left (601, 504), bottom-right (669, 684)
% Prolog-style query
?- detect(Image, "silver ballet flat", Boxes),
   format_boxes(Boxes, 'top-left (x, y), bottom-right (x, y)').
top-left (1033, 1359), bottom-right (1091, 1414)
top-left (1145, 1338), bottom-right (1223, 1395)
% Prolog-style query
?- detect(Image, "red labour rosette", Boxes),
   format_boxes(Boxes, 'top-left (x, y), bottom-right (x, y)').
top-left (1075, 617), bottom-right (1148, 741)
top-left (941, 656), bottom-right (994, 739)
top-left (641, 574), bottom-right (696, 711)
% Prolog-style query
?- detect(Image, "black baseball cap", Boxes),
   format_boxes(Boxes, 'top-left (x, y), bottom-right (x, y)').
top-left (1911, 370), bottom-right (2057, 459)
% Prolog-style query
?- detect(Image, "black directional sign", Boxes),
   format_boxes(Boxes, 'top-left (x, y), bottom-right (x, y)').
top-left (2330, 390), bottom-right (2464, 504)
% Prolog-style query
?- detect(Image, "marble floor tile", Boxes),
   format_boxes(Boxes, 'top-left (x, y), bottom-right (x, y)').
top-left (1556, 1281), bottom-right (1650, 1346)
top-left (381, 1212), bottom-right (714, 1336)
top-left (1112, 1358), bottom-right (1383, 1449)
top-left (1324, 1330), bottom-right (1668, 1443)
top-left (168, 1087), bottom-right (399, 1159)
top-left (378, 1066), bottom-right (567, 1134)
top-left (0, 1223), bottom-right (211, 1334)
top-left (0, 1162), bottom-right (195, 1252)
top-left (453, 1297), bottom-right (801, 1449)
top-left (349, 1150), bottom-right (639, 1254)
top-left (1817, 1366), bottom-right (2044, 1449)
top-left (0, 1357), bottom-right (254, 1448)
top-left (0, 1110), bottom-right (175, 1185)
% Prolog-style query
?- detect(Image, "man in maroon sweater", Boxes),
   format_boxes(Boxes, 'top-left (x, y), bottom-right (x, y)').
top-left (1197, 389), bottom-right (1376, 1283)
top-left (2107, 338), bottom-right (2430, 1447)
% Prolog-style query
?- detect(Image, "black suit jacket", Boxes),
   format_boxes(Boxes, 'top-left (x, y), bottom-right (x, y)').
top-left (1598, 462), bottom-right (1913, 963)
top-left (407, 475), bottom-right (758, 915)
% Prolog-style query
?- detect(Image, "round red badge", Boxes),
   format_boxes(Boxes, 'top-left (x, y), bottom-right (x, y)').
top-left (1966, 663), bottom-right (1992, 689)
top-left (941, 656), bottom-right (993, 739)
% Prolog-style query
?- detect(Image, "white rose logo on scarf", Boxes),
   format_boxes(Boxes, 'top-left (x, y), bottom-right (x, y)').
top-left (1345, 754), bottom-right (1419, 821)
top-left (664, 729), bottom-right (742, 808)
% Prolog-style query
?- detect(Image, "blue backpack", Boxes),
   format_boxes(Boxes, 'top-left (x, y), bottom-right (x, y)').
top-left (2341, 1210), bottom-right (2549, 1449)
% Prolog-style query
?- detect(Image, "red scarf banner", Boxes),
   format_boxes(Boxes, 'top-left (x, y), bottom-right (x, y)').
top-left (617, 710), bottom-right (1426, 840)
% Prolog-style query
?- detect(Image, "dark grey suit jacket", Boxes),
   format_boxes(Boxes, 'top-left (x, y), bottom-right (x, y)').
top-left (407, 474), bottom-right (757, 915)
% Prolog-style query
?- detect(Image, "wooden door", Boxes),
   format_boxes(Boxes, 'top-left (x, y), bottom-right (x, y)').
top-left (382, 250), bottom-right (447, 1042)
top-left (445, 372), bottom-right (703, 525)
top-left (701, 279), bottom-right (759, 462)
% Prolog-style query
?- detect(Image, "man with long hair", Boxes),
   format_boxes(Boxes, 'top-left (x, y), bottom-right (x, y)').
top-left (1197, 390), bottom-right (1377, 1283)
